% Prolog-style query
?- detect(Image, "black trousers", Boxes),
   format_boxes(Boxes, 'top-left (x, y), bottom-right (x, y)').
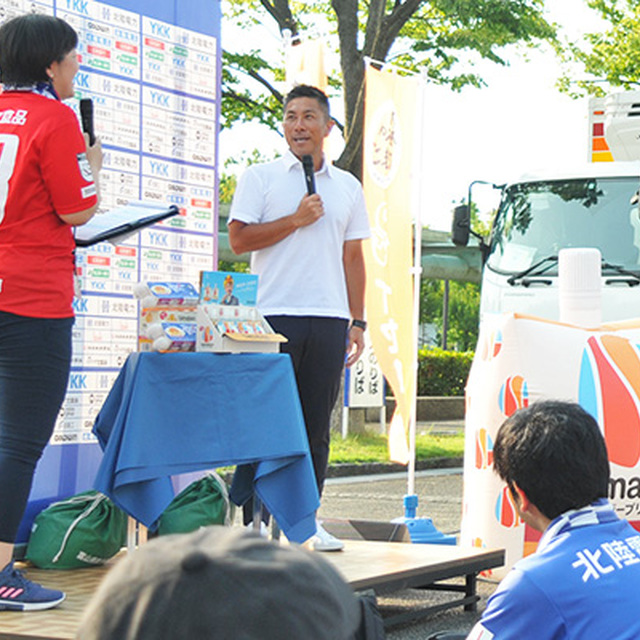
top-left (241, 315), bottom-right (348, 525)
top-left (0, 311), bottom-right (73, 542)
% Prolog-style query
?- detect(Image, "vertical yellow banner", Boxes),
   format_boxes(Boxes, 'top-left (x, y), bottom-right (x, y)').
top-left (363, 66), bottom-right (419, 464)
top-left (285, 39), bottom-right (328, 93)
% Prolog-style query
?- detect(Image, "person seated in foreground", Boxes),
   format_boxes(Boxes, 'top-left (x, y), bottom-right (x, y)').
top-left (76, 526), bottom-right (360, 640)
top-left (467, 400), bottom-right (640, 639)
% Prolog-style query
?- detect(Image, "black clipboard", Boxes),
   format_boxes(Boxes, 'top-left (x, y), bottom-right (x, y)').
top-left (74, 202), bottom-right (179, 247)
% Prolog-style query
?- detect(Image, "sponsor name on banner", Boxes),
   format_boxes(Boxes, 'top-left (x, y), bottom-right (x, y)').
top-left (347, 338), bottom-right (384, 409)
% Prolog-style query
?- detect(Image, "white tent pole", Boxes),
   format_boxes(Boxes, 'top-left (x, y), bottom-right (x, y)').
top-left (408, 217), bottom-right (422, 496)
top-left (407, 78), bottom-right (425, 498)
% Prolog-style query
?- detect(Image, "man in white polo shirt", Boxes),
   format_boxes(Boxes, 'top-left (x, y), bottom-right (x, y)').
top-left (228, 84), bottom-right (370, 551)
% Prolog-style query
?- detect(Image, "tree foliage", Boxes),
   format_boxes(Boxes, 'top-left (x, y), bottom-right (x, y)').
top-left (557, 1), bottom-right (640, 97)
top-left (222, 0), bottom-right (557, 178)
top-left (221, 51), bottom-right (284, 130)
top-left (417, 346), bottom-right (474, 395)
top-left (420, 203), bottom-right (491, 351)
top-left (420, 278), bottom-right (481, 351)
top-left (220, 1), bottom-right (552, 350)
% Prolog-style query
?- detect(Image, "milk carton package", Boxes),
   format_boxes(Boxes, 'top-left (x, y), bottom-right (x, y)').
top-left (133, 282), bottom-right (200, 308)
top-left (144, 321), bottom-right (197, 352)
top-left (138, 316), bottom-right (198, 352)
top-left (139, 305), bottom-right (197, 328)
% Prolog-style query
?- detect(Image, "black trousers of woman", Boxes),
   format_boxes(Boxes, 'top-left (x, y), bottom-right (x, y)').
top-left (0, 311), bottom-right (73, 543)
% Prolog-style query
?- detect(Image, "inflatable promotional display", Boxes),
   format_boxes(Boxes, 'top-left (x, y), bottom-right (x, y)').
top-left (461, 311), bottom-right (640, 577)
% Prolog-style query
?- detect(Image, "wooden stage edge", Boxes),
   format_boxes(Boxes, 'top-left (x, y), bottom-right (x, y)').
top-left (0, 530), bottom-right (504, 638)
top-left (327, 539), bottom-right (504, 627)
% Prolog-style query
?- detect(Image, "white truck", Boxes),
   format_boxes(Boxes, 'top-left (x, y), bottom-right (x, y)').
top-left (452, 91), bottom-right (640, 323)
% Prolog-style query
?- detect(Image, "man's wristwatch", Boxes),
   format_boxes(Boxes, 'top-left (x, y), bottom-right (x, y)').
top-left (351, 319), bottom-right (367, 331)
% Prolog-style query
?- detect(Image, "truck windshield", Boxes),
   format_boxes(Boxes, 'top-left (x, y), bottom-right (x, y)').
top-left (487, 177), bottom-right (640, 276)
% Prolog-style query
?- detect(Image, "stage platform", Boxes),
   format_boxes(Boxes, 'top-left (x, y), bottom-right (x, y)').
top-left (320, 517), bottom-right (503, 625)
top-left (0, 527), bottom-right (504, 638)
top-left (326, 538), bottom-right (503, 626)
top-left (0, 561), bottom-right (113, 640)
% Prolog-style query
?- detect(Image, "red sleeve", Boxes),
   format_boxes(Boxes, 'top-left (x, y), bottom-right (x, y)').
top-left (39, 105), bottom-right (97, 216)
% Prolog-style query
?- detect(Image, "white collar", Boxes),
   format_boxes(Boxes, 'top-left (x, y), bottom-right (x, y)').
top-left (538, 498), bottom-right (617, 553)
top-left (283, 149), bottom-right (332, 177)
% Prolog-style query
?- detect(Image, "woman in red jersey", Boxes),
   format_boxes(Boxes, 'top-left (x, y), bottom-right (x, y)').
top-left (0, 13), bottom-right (102, 611)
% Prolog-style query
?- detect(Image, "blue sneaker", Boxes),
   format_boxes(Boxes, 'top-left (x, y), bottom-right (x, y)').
top-left (0, 562), bottom-right (65, 611)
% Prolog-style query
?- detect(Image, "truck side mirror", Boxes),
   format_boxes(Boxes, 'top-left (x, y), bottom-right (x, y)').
top-left (452, 204), bottom-right (470, 246)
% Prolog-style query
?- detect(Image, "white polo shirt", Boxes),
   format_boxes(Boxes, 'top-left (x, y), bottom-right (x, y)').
top-left (229, 151), bottom-right (370, 318)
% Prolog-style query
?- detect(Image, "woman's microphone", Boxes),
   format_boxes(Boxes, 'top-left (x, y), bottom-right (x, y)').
top-left (79, 98), bottom-right (95, 145)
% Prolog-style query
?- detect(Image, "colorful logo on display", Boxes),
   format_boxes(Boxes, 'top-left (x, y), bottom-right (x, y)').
top-left (495, 485), bottom-right (522, 529)
top-left (480, 329), bottom-right (503, 360)
top-left (470, 537), bottom-right (495, 577)
top-left (523, 523), bottom-right (542, 558)
top-left (475, 428), bottom-right (494, 469)
top-left (498, 375), bottom-right (529, 417)
top-left (579, 335), bottom-right (640, 468)
top-left (471, 537), bottom-right (485, 549)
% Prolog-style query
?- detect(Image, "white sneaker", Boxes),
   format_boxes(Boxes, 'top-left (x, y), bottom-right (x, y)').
top-left (310, 521), bottom-right (344, 552)
top-left (245, 521), bottom-right (269, 538)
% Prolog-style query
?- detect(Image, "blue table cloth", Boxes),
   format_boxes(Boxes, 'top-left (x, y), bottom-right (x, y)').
top-left (93, 352), bottom-right (319, 543)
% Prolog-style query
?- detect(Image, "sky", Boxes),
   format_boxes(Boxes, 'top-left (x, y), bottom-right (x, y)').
top-left (219, 0), bottom-right (608, 232)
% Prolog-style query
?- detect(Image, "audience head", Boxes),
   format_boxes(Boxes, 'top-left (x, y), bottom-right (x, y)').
top-left (77, 526), bottom-right (360, 640)
top-left (493, 400), bottom-right (610, 520)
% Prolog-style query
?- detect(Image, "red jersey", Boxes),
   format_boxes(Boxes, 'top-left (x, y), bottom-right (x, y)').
top-left (0, 91), bottom-right (97, 318)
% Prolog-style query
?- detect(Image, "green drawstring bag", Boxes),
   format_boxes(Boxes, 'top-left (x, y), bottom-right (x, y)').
top-left (25, 490), bottom-right (127, 570)
top-left (156, 471), bottom-right (231, 535)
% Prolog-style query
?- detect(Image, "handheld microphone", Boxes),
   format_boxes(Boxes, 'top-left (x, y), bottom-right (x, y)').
top-left (79, 98), bottom-right (95, 146)
top-left (302, 154), bottom-right (316, 195)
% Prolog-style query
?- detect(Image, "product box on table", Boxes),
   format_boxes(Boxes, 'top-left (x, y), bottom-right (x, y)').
top-left (196, 304), bottom-right (286, 354)
top-left (196, 271), bottom-right (285, 353)
top-left (134, 282), bottom-right (199, 352)
top-left (139, 320), bottom-right (197, 352)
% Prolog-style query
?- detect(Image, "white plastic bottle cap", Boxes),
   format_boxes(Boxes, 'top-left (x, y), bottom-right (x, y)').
top-left (146, 323), bottom-right (164, 340)
top-left (152, 336), bottom-right (172, 351)
top-left (133, 283), bottom-right (150, 299)
top-left (141, 295), bottom-right (157, 309)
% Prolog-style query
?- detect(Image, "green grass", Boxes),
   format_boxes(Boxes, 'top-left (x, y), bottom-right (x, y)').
top-left (329, 431), bottom-right (464, 465)
top-left (217, 431), bottom-right (464, 477)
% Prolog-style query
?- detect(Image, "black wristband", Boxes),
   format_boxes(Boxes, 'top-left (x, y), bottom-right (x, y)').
top-left (351, 319), bottom-right (367, 331)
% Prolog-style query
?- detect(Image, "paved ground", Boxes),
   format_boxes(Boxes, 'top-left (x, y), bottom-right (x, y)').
top-left (318, 468), bottom-right (499, 639)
